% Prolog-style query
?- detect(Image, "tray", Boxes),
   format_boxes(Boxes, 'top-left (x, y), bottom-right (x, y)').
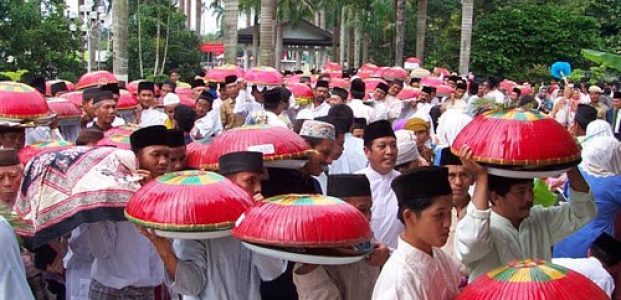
top-left (241, 242), bottom-right (367, 265)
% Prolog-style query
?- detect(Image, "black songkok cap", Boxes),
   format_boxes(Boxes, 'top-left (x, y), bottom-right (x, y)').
top-left (197, 91), bottom-right (215, 103)
top-left (137, 81), bottom-right (155, 93)
top-left (331, 87), bottom-right (348, 100)
top-left (422, 86), bottom-right (436, 94)
top-left (327, 174), bottom-right (371, 198)
top-left (351, 79), bottom-right (365, 94)
top-left (224, 75), bottom-right (238, 85)
top-left (92, 90), bottom-right (115, 104)
top-left (29, 76), bottom-right (46, 94)
top-left (613, 91), bottom-right (621, 99)
top-left (218, 151), bottom-right (263, 175)
top-left (376, 82), bottom-right (389, 94)
top-left (455, 82), bottom-right (468, 90)
top-left (0, 149), bottom-right (19, 166)
top-left (100, 83), bottom-right (120, 96)
top-left (191, 79), bottom-right (205, 89)
top-left (166, 129), bottom-right (186, 148)
top-left (263, 87), bottom-right (283, 104)
top-left (391, 166), bottom-right (452, 203)
top-left (130, 125), bottom-right (169, 152)
top-left (315, 80), bottom-right (329, 89)
top-left (363, 120), bottom-right (395, 145)
top-left (50, 81), bottom-right (68, 96)
top-left (574, 104), bottom-right (597, 129)
top-left (439, 147), bottom-right (462, 166)
top-left (82, 87), bottom-right (99, 102)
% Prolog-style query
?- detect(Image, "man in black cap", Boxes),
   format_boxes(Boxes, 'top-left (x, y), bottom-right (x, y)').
top-left (355, 120), bottom-right (402, 249)
top-left (192, 91), bottom-right (222, 142)
top-left (372, 166), bottom-right (460, 299)
top-left (0, 127), bottom-right (26, 151)
top-left (409, 77), bottom-right (421, 89)
top-left (190, 78), bottom-right (206, 101)
top-left (293, 174), bottom-right (388, 300)
top-left (372, 82), bottom-right (389, 103)
top-left (220, 75), bottom-right (245, 130)
top-left (297, 80), bottom-right (331, 120)
top-left (130, 125), bottom-right (172, 181)
top-left (218, 151), bottom-right (264, 200)
top-left (399, 85), bottom-right (436, 121)
top-left (83, 88), bottom-right (126, 130)
top-left (167, 129), bottom-right (187, 172)
top-left (50, 81), bottom-right (69, 97)
top-left (138, 81), bottom-right (168, 127)
top-left (245, 87), bottom-right (288, 127)
top-left (347, 78), bottom-right (375, 124)
top-left (606, 91), bottom-right (621, 140)
top-left (88, 90), bottom-right (119, 131)
top-left (369, 82), bottom-right (392, 121)
top-left (443, 82), bottom-right (468, 113)
top-left (29, 76), bottom-right (46, 95)
top-left (328, 87), bottom-right (348, 106)
top-left (328, 104), bottom-right (368, 174)
top-left (573, 103), bottom-right (598, 137)
top-left (0, 149), bottom-right (22, 208)
top-left (100, 83), bottom-right (121, 100)
top-left (173, 105), bottom-right (197, 144)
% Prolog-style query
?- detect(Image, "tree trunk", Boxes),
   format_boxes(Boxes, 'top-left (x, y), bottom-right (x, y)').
top-left (458, 0), bottom-right (474, 76)
top-left (319, 10), bottom-right (326, 29)
top-left (137, 0), bottom-right (144, 77)
top-left (113, 0), bottom-right (129, 82)
top-left (274, 21), bottom-right (284, 70)
top-left (154, 4), bottom-right (161, 77)
top-left (332, 14), bottom-right (340, 64)
top-left (224, 0), bottom-right (239, 64)
top-left (252, 11), bottom-right (259, 67)
top-left (160, 1), bottom-right (173, 75)
top-left (259, 0), bottom-right (276, 67)
top-left (362, 32), bottom-right (369, 65)
top-left (347, 22), bottom-right (354, 69)
top-left (195, 0), bottom-right (202, 33)
top-left (395, 0), bottom-right (406, 67)
top-left (415, 0), bottom-right (428, 62)
top-left (185, 0), bottom-right (191, 28)
top-left (339, 7), bottom-right (346, 68)
top-left (353, 14), bottom-right (361, 68)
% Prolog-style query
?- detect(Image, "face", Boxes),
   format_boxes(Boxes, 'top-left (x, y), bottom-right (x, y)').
top-left (0, 165), bottom-right (21, 208)
top-left (571, 90), bottom-right (581, 100)
top-left (227, 171), bottom-right (262, 197)
top-left (169, 146), bottom-right (186, 172)
top-left (164, 104), bottom-right (177, 120)
top-left (477, 84), bottom-right (486, 96)
top-left (364, 137), bottom-right (397, 175)
top-left (138, 90), bottom-right (155, 108)
top-left (414, 130), bottom-right (429, 146)
top-left (589, 91), bottom-right (601, 103)
top-left (225, 83), bottom-right (239, 99)
top-left (454, 88), bottom-right (466, 99)
top-left (160, 84), bottom-right (173, 97)
top-left (344, 196), bottom-right (372, 222)
top-left (137, 145), bottom-right (171, 178)
top-left (331, 134), bottom-right (345, 161)
top-left (510, 91), bottom-right (519, 101)
top-left (373, 89), bottom-right (387, 101)
top-left (328, 95), bottom-right (345, 106)
top-left (195, 99), bottom-right (212, 118)
top-left (305, 139), bottom-right (334, 176)
top-left (388, 84), bottom-right (403, 96)
top-left (314, 87), bottom-right (330, 102)
top-left (612, 98), bottom-right (621, 110)
top-left (446, 165), bottom-right (473, 207)
top-left (410, 81), bottom-right (420, 88)
top-left (192, 87), bottom-right (206, 100)
top-left (170, 72), bottom-right (180, 82)
top-left (94, 100), bottom-right (118, 127)
top-left (352, 128), bottom-right (364, 139)
top-left (404, 195), bottom-right (453, 248)
top-left (447, 80), bottom-right (456, 89)
top-left (0, 131), bottom-right (25, 151)
top-left (422, 91), bottom-right (432, 103)
top-left (491, 181), bottom-right (535, 223)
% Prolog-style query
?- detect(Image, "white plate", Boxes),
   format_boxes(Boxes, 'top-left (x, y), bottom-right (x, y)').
top-left (241, 242), bottom-right (366, 265)
top-left (155, 229), bottom-right (231, 240)
top-left (487, 167), bottom-right (572, 179)
top-left (264, 159), bottom-right (307, 169)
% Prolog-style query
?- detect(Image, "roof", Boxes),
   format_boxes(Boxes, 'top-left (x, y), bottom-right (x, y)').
top-left (238, 20), bottom-right (333, 47)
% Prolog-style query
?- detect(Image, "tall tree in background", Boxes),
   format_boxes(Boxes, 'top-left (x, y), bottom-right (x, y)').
top-left (113, 0), bottom-right (129, 82)
top-left (394, 0), bottom-right (406, 66)
top-left (259, 0), bottom-right (276, 66)
top-left (223, 0), bottom-right (239, 64)
top-left (458, 0), bottom-right (473, 75)
top-left (195, 0), bottom-right (202, 33)
top-left (415, 0), bottom-right (427, 61)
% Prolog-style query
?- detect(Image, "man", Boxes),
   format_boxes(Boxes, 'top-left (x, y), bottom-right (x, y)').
top-left (384, 80), bottom-right (405, 122)
top-left (394, 129), bottom-right (421, 173)
top-left (606, 91), bottom-right (621, 140)
top-left (138, 81), bottom-right (168, 127)
top-left (88, 90), bottom-right (119, 132)
top-left (50, 81), bottom-right (69, 97)
top-left (347, 79), bottom-right (375, 124)
top-left (409, 77), bottom-right (421, 89)
top-left (83, 88), bottom-right (126, 130)
top-left (167, 129), bottom-right (187, 172)
top-left (220, 75), bottom-right (246, 130)
top-left (328, 87), bottom-right (348, 106)
top-left (245, 87), bottom-right (288, 127)
top-left (454, 145), bottom-right (596, 281)
top-left (162, 93), bottom-right (180, 129)
top-left (355, 120), bottom-right (403, 248)
top-left (443, 82), bottom-right (468, 113)
top-left (352, 118), bottom-right (366, 139)
top-left (0, 126), bottom-right (25, 151)
top-left (192, 92), bottom-right (222, 142)
top-left (372, 166), bottom-right (461, 299)
top-left (174, 105), bottom-right (197, 144)
top-left (484, 76), bottom-right (506, 104)
top-left (404, 117), bottom-right (434, 164)
top-left (84, 126), bottom-right (171, 299)
top-left (573, 104), bottom-right (598, 138)
top-left (169, 69), bottom-right (190, 88)
top-left (218, 151), bottom-right (264, 201)
top-left (0, 214), bottom-right (35, 300)
top-left (0, 149), bottom-right (21, 208)
top-left (370, 82), bottom-right (390, 121)
top-left (399, 86), bottom-right (435, 124)
top-left (589, 85), bottom-right (608, 119)
top-left (329, 104), bottom-right (368, 174)
top-left (190, 79), bottom-right (206, 101)
top-left (298, 80), bottom-right (331, 119)
top-left (536, 86), bottom-right (554, 114)
top-left (159, 80), bottom-right (176, 98)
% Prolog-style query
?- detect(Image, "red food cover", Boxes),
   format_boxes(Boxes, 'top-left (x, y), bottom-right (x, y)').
top-left (125, 171), bottom-right (253, 232)
top-left (0, 81), bottom-right (53, 121)
top-left (198, 125), bottom-right (312, 170)
top-left (96, 124), bottom-right (139, 150)
top-left (185, 141), bottom-right (210, 170)
top-left (76, 71), bottom-right (118, 90)
top-left (288, 83), bottom-right (314, 106)
top-left (397, 87), bottom-right (421, 100)
top-left (45, 79), bottom-right (75, 97)
top-left (330, 78), bottom-right (350, 89)
top-left (358, 63), bottom-right (379, 79)
top-left (232, 194), bottom-right (372, 247)
top-left (117, 90), bottom-right (139, 110)
top-left (59, 91), bottom-right (84, 107)
top-left (18, 140), bottom-right (74, 165)
top-left (382, 67), bottom-right (409, 81)
top-left (46, 97), bottom-right (81, 119)
top-left (457, 259), bottom-right (609, 300)
top-left (451, 108), bottom-right (581, 167)
top-left (205, 64), bottom-right (244, 83)
top-left (244, 67), bottom-right (283, 86)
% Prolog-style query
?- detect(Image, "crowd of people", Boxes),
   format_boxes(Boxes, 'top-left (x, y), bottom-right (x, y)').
top-left (0, 65), bottom-right (620, 300)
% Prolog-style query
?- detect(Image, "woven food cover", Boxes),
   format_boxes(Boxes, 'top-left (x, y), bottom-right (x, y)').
top-left (244, 66), bottom-right (283, 86)
top-left (457, 259), bottom-right (609, 300)
top-left (232, 194), bottom-right (373, 248)
top-left (45, 79), bottom-right (75, 96)
top-left (196, 125), bottom-right (312, 170)
top-left (397, 87), bottom-right (421, 101)
top-left (0, 81), bottom-right (54, 126)
top-left (205, 64), bottom-right (244, 83)
top-left (18, 140), bottom-right (74, 165)
top-left (46, 97), bottom-right (81, 119)
top-left (76, 71), bottom-right (118, 90)
top-left (382, 67), bottom-right (409, 81)
top-left (125, 171), bottom-right (253, 236)
top-left (288, 83), bottom-right (314, 106)
top-left (451, 108), bottom-right (580, 169)
top-left (185, 141), bottom-right (210, 169)
top-left (329, 78), bottom-right (350, 89)
top-left (59, 91), bottom-right (84, 107)
top-left (96, 124), bottom-right (140, 150)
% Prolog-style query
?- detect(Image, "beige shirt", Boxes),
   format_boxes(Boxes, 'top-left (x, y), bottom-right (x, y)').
top-left (293, 261), bottom-right (380, 300)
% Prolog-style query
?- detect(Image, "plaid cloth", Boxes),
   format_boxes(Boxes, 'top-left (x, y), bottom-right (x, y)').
top-left (89, 279), bottom-right (155, 300)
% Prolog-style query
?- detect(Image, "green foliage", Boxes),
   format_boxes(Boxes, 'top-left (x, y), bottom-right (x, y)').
top-left (0, 0), bottom-right (84, 79)
top-left (585, 0), bottom-right (621, 53)
top-left (581, 49), bottom-right (621, 72)
top-left (470, 4), bottom-right (601, 80)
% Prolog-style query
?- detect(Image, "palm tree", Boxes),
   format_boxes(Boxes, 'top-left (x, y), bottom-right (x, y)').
top-left (394, 0), bottom-right (405, 66)
top-left (113, 0), bottom-right (129, 82)
top-left (223, 0), bottom-right (239, 64)
top-left (458, 0), bottom-right (474, 75)
top-left (259, 0), bottom-right (276, 66)
top-left (415, 0), bottom-right (427, 62)
top-left (195, 0), bottom-right (202, 33)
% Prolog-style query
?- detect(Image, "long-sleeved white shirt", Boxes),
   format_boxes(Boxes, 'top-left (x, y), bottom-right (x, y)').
top-left (455, 189), bottom-right (596, 281)
top-left (165, 236), bottom-right (287, 300)
top-left (347, 99), bottom-right (376, 124)
top-left (330, 133), bottom-right (367, 175)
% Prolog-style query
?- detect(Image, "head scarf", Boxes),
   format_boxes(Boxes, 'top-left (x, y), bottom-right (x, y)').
top-left (581, 136), bottom-right (621, 177)
top-left (584, 120), bottom-right (614, 144)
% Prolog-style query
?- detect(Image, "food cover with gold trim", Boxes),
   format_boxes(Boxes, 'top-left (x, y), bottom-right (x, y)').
top-left (457, 259), bottom-right (609, 300)
top-left (76, 71), bottom-right (118, 90)
top-left (46, 97), bottom-right (81, 119)
top-left (288, 83), bottom-right (314, 106)
top-left (125, 171), bottom-right (253, 239)
top-left (451, 108), bottom-right (581, 178)
top-left (205, 64), bottom-right (244, 83)
top-left (196, 125), bottom-right (312, 170)
top-left (0, 81), bottom-right (54, 126)
top-left (96, 124), bottom-right (139, 150)
top-left (18, 140), bottom-right (74, 165)
top-left (233, 194), bottom-right (372, 248)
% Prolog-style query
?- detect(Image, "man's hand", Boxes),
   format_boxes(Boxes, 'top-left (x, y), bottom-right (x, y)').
top-left (366, 242), bottom-right (390, 267)
top-left (136, 169), bottom-right (152, 185)
top-left (457, 145), bottom-right (486, 178)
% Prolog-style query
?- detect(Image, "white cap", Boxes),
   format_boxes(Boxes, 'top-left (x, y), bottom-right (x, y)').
top-left (395, 129), bottom-right (420, 166)
top-left (588, 85), bottom-right (602, 94)
top-left (163, 93), bottom-right (180, 106)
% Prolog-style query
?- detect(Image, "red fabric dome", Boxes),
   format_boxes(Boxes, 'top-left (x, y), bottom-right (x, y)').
top-left (330, 78), bottom-right (350, 89)
top-left (382, 67), bottom-right (409, 81)
top-left (18, 140), bottom-right (74, 165)
top-left (59, 91), bottom-right (84, 107)
top-left (457, 259), bottom-right (609, 300)
top-left (186, 141), bottom-right (211, 170)
top-left (397, 87), bottom-right (421, 100)
top-left (125, 171), bottom-right (253, 236)
top-left (232, 194), bottom-right (373, 247)
top-left (244, 67), bottom-right (283, 86)
top-left (45, 79), bottom-right (75, 97)
top-left (205, 64), bottom-right (244, 83)
top-left (358, 64), bottom-right (379, 79)
top-left (76, 71), bottom-right (118, 90)
top-left (96, 124), bottom-right (139, 150)
top-left (288, 83), bottom-right (314, 106)
top-left (0, 81), bottom-right (53, 124)
top-left (117, 90), bottom-right (139, 110)
top-left (46, 97), bottom-right (81, 119)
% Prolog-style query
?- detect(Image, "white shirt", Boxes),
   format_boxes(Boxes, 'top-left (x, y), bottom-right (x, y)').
top-left (330, 133), bottom-right (367, 174)
top-left (245, 110), bottom-right (288, 128)
top-left (192, 109), bottom-right (223, 142)
top-left (347, 99), bottom-right (376, 124)
top-left (85, 221), bottom-right (164, 289)
top-left (552, 257), bottom-right (614, 297)
top-left (87, 116), bottom-right (126, 129)
top-left (455, 189), bottom-right (596, 281)
top-left (372, 237), bottom-right (461, 300)
top-left (356, 167), bottom-right (404, 248)
top-left (165, 236), bottom-right (286, 300)
top-left (25, 126), bottom-right (65, 145)
top-left (298, 101), bottom-right (331, 119)
top-left (64, 225), bottom-right (94, 300)
top-left (486, 89), bottom-right (506, 104)
top-left (139, 108), bottom-right (168, 127)
top-left (0, 217), bottom-right (35, 300)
